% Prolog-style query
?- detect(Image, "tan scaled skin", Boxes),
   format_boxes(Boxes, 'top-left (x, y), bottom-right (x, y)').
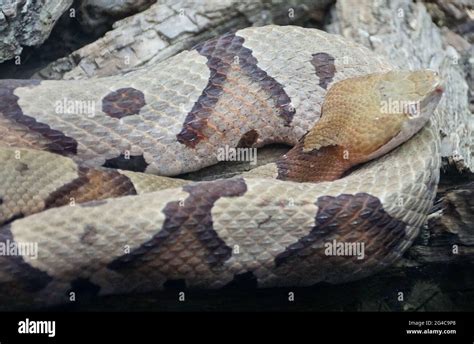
top-left (277, 70), bottom-right (443, 183)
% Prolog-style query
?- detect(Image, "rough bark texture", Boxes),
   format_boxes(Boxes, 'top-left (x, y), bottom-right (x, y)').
top-left (78, 0), bottom-right (157, 34)
top-left (424, 0), bottom-right (474, 120)
top-left (407, 181), bottom-right (474, 265)
top-left (36, 0), bottom-right (333, 80)
top-left (424, 0), bottom-right (474, 42)
top-left (0, 0), bottom-right (73, 63)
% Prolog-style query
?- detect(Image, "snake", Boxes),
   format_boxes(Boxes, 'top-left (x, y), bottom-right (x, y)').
top-left (0, 25), bottom-right (444, 309)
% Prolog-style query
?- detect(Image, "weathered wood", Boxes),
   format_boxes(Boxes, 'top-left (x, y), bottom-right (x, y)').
top-left (0, 0), bottom-right (73, 63)
top-left (78, 0), bottom-right (156, 34)
top-left (403, 179), bottom-right (474, 265)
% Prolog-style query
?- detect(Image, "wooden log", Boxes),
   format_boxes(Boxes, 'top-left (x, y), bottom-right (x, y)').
top-left (0, 0), bottom-right (73, 63)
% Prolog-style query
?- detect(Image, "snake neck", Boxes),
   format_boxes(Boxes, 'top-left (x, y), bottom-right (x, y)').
top-left (275, 142), bottom-right (355, 183)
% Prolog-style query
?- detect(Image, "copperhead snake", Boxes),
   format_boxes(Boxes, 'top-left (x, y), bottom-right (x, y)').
top-left (0, 26), bottom-right (444, 309)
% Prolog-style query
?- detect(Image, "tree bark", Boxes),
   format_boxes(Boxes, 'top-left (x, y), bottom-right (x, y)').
top-left (77, 0), bottom-right (157, 34)
top-left (0, 0), bottom-right (73, 63)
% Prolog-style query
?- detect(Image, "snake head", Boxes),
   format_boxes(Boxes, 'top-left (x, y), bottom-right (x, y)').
top-left (303, 70), bottom-right (443, 163)
top-left (279, 70), bottom-right (445, 183)
top-left (363, 69), bottom-right (444, 160)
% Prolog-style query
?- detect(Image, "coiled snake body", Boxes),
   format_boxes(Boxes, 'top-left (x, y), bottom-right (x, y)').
top-left (0, 26), bottom-right (443, 309)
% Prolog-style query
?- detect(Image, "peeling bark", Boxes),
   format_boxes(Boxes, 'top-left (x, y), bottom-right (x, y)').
top-left (0, 0), bottom-right (73, 63)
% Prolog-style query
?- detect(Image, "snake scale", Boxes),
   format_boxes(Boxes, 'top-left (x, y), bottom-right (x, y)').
top-left (0, 26), bottom-right (444, 309)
